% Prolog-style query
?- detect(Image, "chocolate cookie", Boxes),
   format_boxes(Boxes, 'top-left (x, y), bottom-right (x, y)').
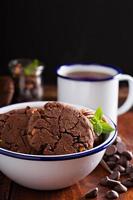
top-left (0, 102), bottom-right (96, 155)
top-left (0, 107), bottom-right (36, 154)
top-left (27, 102), bottom-right (94, 155)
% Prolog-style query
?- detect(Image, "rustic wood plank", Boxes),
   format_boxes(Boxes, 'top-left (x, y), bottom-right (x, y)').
top-left (118, 112), bottom-right (133, 150)
top-left (0, 172), bottom-right (12, 200)
top-left (10, 183), bottom-right (46, 200)
top-left (10, 182), bottom-right (76, 200)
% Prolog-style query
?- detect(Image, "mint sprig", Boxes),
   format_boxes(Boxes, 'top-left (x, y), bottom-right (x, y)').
top-left (24, 59), bottom-right (41, 75)
top-left (90, 107), bottom-right (114, 136)
top-left (94, 107), bottom-right (103, 120)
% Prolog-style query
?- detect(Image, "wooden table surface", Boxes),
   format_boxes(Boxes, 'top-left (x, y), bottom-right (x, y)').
top-left (0, 86), bottom-right (133, 200)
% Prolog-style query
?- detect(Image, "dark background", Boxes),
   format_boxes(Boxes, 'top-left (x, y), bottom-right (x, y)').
top-left (1, 0), bottom-right (133, 84)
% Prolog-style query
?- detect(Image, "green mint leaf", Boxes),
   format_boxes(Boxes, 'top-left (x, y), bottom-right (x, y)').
top-left (24, 59), bottom-right (40, 75)
top-left (100, 121), bottom-right (114, 134)
top-left (89, 107), bottom-right (114, 136)
top-left (93, 121), bottom-right (103, 136)
top-left (90, 117), bottom-right (97, 125)
top-left (94, 107), bottom-right (103, 120)
top-left (90, 117), bottom-right (103, 136)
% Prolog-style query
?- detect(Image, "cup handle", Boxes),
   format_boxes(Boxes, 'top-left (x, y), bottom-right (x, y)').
top-left (115, 74), bottom-right (133, 115)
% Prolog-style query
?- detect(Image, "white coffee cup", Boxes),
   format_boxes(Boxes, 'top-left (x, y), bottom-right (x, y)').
top-left (57, 64), bottom-right (133, 123)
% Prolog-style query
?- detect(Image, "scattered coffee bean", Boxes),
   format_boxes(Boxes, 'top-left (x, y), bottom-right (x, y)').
top-left (105, 190), bottom-right (119, 199)
top-left (109, 171), bottom-right (120, 180)
top-left (103, 154), bottom-right (108, 161)
top-left (116, 142), bottom-right (126, 154)
top-left (129, 172), bottom-right (133, 179)
top-left (122, 150), bottom-right (133, 161)
top-left (106, 179), bottom-right (121, 188)
top-left (119, 172), bottom-right (127, 177)
top-left (106, 145), bottom-right (117, 156)
top-left (84, 187), bottom-right (98, 199)
top-left (99, 135), bottom-right (132, 198)
top-left (114, 183), bottom-right (127, 193)
top-left (106, 161), bottom-right (116, 169)
top-left (121, 178), bottom-right (133, 188)
top-left (118, 155), bottom-right (129, 167)
top-left (126, 163), bottom-right (133, 174)
top-left (114, 165), bottom-right (125, 173)
top-left (100, 176), bottom-right (110, 186)
top-left (100, 176), bottom-right (122, 188)
top-left (108, 154), bottom-right (120, 162)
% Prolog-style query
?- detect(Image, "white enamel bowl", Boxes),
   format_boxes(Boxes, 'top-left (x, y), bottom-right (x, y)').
top-left (0, 102), bottom-right (117, 190)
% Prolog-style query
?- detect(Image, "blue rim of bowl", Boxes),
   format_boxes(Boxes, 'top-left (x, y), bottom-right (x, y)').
top-left (0, 123), bottom-right (117, 161)
top-left (56, 63), bottom-right (122, 82)
top-left (0, 101), bottom-right (117, 161)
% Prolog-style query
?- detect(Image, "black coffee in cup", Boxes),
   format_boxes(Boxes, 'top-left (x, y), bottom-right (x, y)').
top-left (66, 71), bottom-right (112, 80)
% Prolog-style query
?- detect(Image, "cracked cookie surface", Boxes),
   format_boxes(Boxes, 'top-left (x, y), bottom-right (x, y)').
top-left (0, 102), bottom-right (95, 155)
top-left (0, 107), bottom-right (36, 153)
top-left (27, 102), bottom-right (94, 155)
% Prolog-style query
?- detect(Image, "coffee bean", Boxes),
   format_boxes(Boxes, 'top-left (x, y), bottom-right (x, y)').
top-left (114, 165), bottom-right (125, 173)
top-left (105, 190), bottom-right (119, 199)
top-left (103, 154), bottom-right (108, 161)
top-left (126, 163), bottom-right (133, 174)
top-left (118, 155), bottom-right (129, 167)
top-left (120, 172), bottom-right (128, 176)
top-left (106, 161), bottom-right (116, 169)
top-left (100, 176), bottom-right (110, 186)
top-left (129, 172), bottom-right (133, 179)
top-left (84, 187), bottom-right (98, 199)
top-left (108, 154), bottom-right (120, 162)
top-left (114, 183), bottom-right (127, 193)
top-left (122, 178), bottom-right (133, 188)
top-left (100, 177), bottom-right (121, 188)
top-left (106, 145), bottom-right (117, 156)
top-left (116, 142), bottom-right (126, 154)
top-left (122, 150), bottom-right (133, 161)
top-left (109, 171), bottom-right (120, 180)
top-left (106, 179), bottom-right (121, 188)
